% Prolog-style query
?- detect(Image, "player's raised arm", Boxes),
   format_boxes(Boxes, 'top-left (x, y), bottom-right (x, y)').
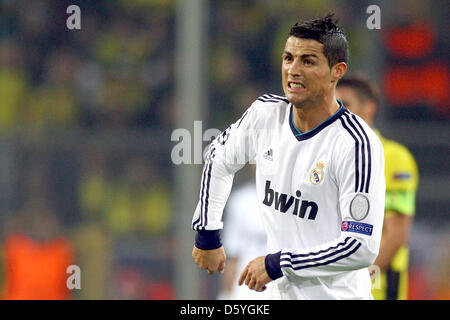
top-left (264, 121), bottom-right (385, 280)
top-left (191, 103), bottom-right (260, 273)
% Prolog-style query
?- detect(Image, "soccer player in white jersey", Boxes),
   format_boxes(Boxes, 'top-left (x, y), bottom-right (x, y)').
top-left (191, 14), bottom-right (385, 299)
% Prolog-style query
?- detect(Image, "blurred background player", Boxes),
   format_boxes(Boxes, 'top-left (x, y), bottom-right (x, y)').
top-left (1, 199), bottom-right (75, 300)
top-left (216, 166), bottom-right (267, 300)
top-left (336, 74), bottom-right (419, 300)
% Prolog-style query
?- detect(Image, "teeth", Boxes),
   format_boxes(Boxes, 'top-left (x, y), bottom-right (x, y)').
top-left (290, 83), bottom-right (304, 88)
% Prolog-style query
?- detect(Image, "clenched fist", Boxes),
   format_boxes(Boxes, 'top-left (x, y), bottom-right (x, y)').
top-left (192, 245), bottom-right (226, 275)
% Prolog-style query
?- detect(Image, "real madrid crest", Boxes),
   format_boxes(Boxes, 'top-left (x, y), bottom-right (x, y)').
top-left (310, 161), bottom-right (325, 184)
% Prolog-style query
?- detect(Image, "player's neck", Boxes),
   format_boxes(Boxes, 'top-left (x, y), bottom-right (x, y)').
top-left (292, 96), bottom-right (340, 133)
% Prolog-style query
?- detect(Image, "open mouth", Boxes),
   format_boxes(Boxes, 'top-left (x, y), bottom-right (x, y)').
top-left (288, 81), bottom-right (305, 89)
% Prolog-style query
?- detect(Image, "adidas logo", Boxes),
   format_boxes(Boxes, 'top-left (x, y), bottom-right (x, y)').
top-left (263, 148), bottom-right (273, 161)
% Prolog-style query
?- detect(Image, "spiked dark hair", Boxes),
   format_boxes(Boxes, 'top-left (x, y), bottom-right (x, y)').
top-left (288, 14), bottom-right (348, 68)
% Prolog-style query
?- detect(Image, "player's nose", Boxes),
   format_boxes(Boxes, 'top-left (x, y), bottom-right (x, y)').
top-left (288, 59), bottom-right (303, 77)
top-left (288, 66), bottom-right (302, 79)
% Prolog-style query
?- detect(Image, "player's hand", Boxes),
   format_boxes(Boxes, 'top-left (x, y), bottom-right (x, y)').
top-left (192, 245), bottom-right (226, 275)
top-left (238, 256), bottom-right (272, 292)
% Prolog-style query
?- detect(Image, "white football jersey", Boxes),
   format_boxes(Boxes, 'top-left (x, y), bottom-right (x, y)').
top-left (192, 94), bottom-right (385, 300)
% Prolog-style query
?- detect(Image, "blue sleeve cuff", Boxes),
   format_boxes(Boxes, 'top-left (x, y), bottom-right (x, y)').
top-left (265, 251), bottom-right (283, 280)
top-left (195, 230), bottom-right (222, 250)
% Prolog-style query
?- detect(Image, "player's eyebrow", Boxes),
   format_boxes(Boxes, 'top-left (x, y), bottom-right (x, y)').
top-left (300, 54), bottom-right (318, 59)
top-left (283, 51), bottom-right (319, 59)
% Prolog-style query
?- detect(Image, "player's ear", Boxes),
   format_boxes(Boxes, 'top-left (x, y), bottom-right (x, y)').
top-left (330, 62), bottom-right (347, 83)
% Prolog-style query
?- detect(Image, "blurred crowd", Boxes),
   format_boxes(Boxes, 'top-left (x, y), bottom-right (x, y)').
top-left (1, 0), bottom-right (446, 131)
top-left (0, 0), bottom-right (175, 131)
top-left (0, 0), bottom-right (447, 299)
top-left (0, 0), bottom-right (176, 299)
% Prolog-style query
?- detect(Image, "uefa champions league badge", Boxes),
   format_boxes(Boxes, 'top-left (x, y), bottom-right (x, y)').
top-left (341, 220), bottom-right (373, 236)
top-left (310, 160), bottom-right (325, 184)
